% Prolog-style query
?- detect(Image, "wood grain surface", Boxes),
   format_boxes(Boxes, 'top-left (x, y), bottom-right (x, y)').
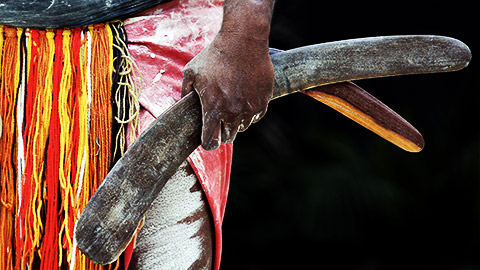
top-left (303, 82), bottom-right (424, 152)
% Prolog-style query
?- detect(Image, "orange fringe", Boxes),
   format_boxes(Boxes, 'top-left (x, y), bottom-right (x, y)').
top-left (0, 22), bottom-right (132, 270)
top-left (0, 26), bottom-right (21, 270)
top-left (88, 24), bottom-right (113, 196)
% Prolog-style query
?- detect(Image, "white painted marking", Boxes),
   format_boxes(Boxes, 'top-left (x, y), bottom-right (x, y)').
top-left (133, 163), bottom-right (210, 269)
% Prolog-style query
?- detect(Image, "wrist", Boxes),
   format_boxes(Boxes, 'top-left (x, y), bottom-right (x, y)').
top-left (220, 0), bottom-right (275, 41)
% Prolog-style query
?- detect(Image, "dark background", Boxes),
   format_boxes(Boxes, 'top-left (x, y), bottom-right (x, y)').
top-left (222, 1), bottom-right (479, 269)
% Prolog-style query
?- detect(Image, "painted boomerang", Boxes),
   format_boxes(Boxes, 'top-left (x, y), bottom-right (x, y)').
top-left (74, 35), bottom-right (471, 264)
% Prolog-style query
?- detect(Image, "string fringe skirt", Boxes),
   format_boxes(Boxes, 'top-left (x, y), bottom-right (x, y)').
top-left (0, 22), bottom-right (141, 270)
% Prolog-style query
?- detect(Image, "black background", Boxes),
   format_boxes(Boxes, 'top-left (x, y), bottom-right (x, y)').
top-left (222, 1), bottom-right (479, 269)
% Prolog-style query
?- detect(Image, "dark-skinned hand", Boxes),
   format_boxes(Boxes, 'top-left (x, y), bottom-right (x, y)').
top-left (181, 0), bottom-right (275, 150)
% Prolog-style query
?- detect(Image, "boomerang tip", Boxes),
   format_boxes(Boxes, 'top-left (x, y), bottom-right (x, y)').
top-left (303, 82), bottom-right (425, 153)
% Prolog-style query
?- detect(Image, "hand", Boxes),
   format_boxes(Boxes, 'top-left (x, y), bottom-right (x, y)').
top-left (181, 8), bottom-right (274, 150)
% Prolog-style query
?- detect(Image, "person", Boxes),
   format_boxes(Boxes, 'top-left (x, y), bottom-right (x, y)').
top-left (0, 0), bottom-right (275, 269)
top-left (122, 0), bottom-right (275, 269)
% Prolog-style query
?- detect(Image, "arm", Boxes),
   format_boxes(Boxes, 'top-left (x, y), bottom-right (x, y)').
top-left (182, 0), bottom-right (276, 150)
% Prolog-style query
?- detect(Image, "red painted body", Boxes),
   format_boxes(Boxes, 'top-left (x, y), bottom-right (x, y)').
top-left (122, 1), bottom-right (231, 269)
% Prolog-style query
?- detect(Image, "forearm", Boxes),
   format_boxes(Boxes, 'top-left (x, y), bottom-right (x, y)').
top-left (221, 0), bottom-right (275, 43)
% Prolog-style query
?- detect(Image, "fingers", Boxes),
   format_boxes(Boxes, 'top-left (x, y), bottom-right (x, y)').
top-left (201, 110), bottom-right (267, 150)
top-left (252, 110), bottom-right (266, 124)
top-left (181, 68), bottom-right (195, 98)
top-left (202, 115), bottom-right (243, 151)
top-left (201, 113), bottom-right (222, 151)
top-left (221, 120), bottom-right (239, 144)
top-left (219, 110), bottom-right (260, 143)
top-left (182, 66), bottom-right (270, 150)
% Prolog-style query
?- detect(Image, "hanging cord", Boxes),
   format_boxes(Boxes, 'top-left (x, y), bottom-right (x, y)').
top-left (110, 21), bottom-right (142, 160)
top-left (0, 25), bottom-right (22, 270)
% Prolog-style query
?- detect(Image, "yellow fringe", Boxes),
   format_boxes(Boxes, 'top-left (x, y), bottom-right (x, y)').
top-left (56, 28), bottom-right (74, 267)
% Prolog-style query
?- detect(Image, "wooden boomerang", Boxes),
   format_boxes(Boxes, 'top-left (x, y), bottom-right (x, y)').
top-left (303, 83), bottom-right (425, 152)
top-left (268, 48), bottom-right (424, 152)
top-left (75, 35), bottom-right (471, 264)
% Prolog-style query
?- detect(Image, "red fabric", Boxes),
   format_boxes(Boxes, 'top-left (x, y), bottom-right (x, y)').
top-left (123, 1), bottom-right (231, 269)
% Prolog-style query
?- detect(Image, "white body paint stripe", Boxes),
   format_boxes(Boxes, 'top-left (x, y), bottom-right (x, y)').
top-left (133, 163), bottom-right (211, 270)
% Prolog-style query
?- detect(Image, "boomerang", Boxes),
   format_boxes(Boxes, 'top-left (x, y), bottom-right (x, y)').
top-left (74, 35), bottom-right (471, 264)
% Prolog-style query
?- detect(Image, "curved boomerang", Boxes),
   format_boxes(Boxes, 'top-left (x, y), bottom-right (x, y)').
top-left (74, 35), bottom-right (471, 264)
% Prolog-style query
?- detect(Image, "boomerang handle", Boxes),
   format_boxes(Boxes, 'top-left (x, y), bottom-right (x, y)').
top-left (75, 35), bottom-right (471, 264)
